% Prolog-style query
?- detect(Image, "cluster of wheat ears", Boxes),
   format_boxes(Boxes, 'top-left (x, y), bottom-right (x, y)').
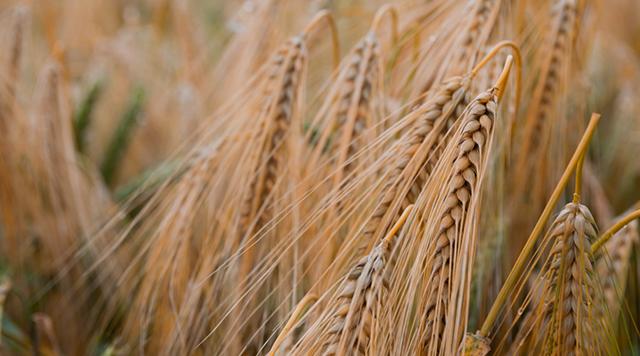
top-left (1, 0), bottom-right (640, 355)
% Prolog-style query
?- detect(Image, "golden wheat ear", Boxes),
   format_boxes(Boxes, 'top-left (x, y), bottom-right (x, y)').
top-left (478, 113), bottom-right (601, 342)
top-left (413, 56), bottom-right (510, 353)
top-left (294, 205), bottom-right (413, 355)
top-left (303, 12), bottom-right (392, 283)
top-left (355, 72), bottom-right (475, 261)
top-left (535, 202), bottom-right (604, 355)
top-left (499, 142), bottom-right (601, 355)
top-left (596, 217), bottom-right (638, 324)
top-left (512, 0), bottom-right (585, 221)
top-left (0, 6), bottom-right (28, 265)
top-left (419, 78), bottom-right (506, 355)
top-left (224, 11), bottom-right (344, 353)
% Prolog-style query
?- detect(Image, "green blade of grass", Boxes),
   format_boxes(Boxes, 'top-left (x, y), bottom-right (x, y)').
top-left (73, 81), bottom-right (103, 154)
top-left (114, 160), bottom-right (179, 203)
top-left (100, 87), bottom-right (145, 187)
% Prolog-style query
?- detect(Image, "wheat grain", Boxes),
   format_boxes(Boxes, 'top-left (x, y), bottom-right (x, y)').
top-left (461, 332), bottom-right (491, 356)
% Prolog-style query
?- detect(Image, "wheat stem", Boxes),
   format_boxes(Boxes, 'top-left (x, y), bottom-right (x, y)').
top-left (471, 41), bottom-right (522, 114)
top-left (384, 204), bottom-right (413, 243)
top-left (494, 55), bottom-right (513, 100)
top-left (268, 293), bottom-right (318, 356)
top-left (370, 4), bottom-right (399, 46)
top-left (592, 208), bottom-right (640, 253)
top-left (573, 148), bottom-right (587, 203)
top-left (302, 10), bottom-right (340, 69)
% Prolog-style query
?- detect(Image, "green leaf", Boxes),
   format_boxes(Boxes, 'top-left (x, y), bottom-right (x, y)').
top-left (100, 87), bottom-right (145, 187)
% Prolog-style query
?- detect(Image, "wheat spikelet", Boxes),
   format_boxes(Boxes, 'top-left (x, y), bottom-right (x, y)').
top-left (447, 0), bottom-right (501, 75)
top-left (231, 34), bottom-right (306, 300)
top-left (228, 34), bottom-right (307, 355)
top-left (360, 76), bottom-right (472, 254)
top-left (596, 219), bottom-right (638, 321)
top-left (237, 35), bottom-right (306, 246)
top-left (309, 5), bottom-right (392, 183)
top-left (531, 202), bottom-right (603, 355)
top-left (513, 0), bottom-right (582, 208)
top-left (522, 0), bottom-right (580, 146)
top-left (461, 332), bottom-right (490, 356)
top-left (420, 86), bottom-right (499, 355)
top-left (328, 32), bottom-right (380, 181)
top-left (308, 30), bottom-right (382, 278)
top-left (506, 203), bottom-right (602, 355)
top-left (237, 35), bottom-right (306, 252)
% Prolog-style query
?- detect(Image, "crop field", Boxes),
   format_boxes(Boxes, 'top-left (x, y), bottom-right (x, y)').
top-left (0, 0), bottom-right (640, 355)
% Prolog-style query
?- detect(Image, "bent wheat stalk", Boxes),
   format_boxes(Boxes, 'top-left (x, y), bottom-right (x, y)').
top-left (269, 293), bottom-right (318, 356)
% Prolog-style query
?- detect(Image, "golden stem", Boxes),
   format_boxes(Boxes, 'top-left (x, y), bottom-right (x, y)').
top-left (370, 4), bottom-right (399, 47)
top-left (494, 55), bottom-right (513, 101)
top-left (302, 10), bottom-right (341, 70)
top-left (573, 148), bottom-right (587, 203)
top-left (267, 293), bottom-right (318, 356)
top-left (591, 208), bottom-right (640, 253)
top-left (384, 205), bottom-right (414, 243)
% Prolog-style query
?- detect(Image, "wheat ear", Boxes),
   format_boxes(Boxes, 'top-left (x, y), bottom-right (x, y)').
top-left (538, 202), bottom-right (601, 355)
top-left (298, 205), bottom-right (412, 355)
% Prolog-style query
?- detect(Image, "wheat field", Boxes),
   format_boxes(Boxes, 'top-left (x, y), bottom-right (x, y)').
top-left (0, 0), bottom-right (640, 355)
